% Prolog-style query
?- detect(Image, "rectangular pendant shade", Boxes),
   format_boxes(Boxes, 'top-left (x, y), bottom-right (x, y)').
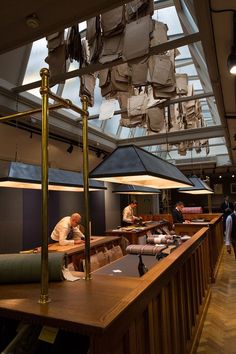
top-left (178, 177), bottom-right (213, 195)
top-left (0, 161), bottom-right (106, 192)
top-left (89, 145), bottom-right (192, 189)
top-left (112, 184), bottom-right (161, 194)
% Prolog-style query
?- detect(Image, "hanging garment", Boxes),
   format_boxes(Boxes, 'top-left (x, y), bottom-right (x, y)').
top-left (79, 74), bottom-right (96, 107)
top-left (148, 53), bottom-right (176, 98)
top-left (99, 33), bottom-right (124, 63)
top-left (126, 0), bottom-right (154, 22)
top-left (81, 38), bottom-right (90, 66)
top-left (127, 91), bottom-right (148, 116)
top-left (201, 139), bottom-right (210, 155)
top-left (101, 6), bottom-right (125, 37)
top-left (46, 32), bottom-right (64, 51)
top-left (120, 115), bottom-right (145, 128)
top-left (150, 20), bottom-right (168, 47)
top-left (129, 57), bottom-right (148, 86)
top-left (45, 44), bottom-right (66, 83)
top-left (110, 64), bottom-right (129, 92)
top-left (86, 16), bottom-right (102, 63)
top-left (66, 24), bottom-right (83, 65)
top-left (146, 105), bottom-right (165, 132)
top-left (175, 73), bottom-right (188, 95)
top-left (122, 15), bottom-right (153, 61)
top-left (99, 68), bottom-right (112, 97)
top-left (86, 17), bottom-right (98, 44)
top-left (99, 98), bottom-right (117, 120)
top-left (117, 92), bottom-right (145, 128)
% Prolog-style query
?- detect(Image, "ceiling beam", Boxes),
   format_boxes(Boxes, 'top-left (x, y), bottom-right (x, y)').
top-left (117, 125), bottom-right (225, 147)
top-left (13, 32), bottom-right (200, 93)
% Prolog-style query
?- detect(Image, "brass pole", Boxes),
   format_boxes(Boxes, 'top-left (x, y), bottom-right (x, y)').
top-left (81, 96), bottom-right (91, 280)
top-left (39, 68), bottom-right (51, 304)
top-left (0, 103), bottom-right (65, 122)
top-left (48, 91), bottom-right (87, 116)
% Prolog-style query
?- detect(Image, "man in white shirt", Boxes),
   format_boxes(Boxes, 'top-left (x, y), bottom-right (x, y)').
top-left (122, 200), bottom-right (140, 226)
top-left (225, 201), bottom-right (236, 258)
top-left (51, 213), bottom-right (85, 246)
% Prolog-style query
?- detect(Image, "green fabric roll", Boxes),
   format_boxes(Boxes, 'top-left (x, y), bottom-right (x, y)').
top-left (0, 253), bottom-right (65, 284)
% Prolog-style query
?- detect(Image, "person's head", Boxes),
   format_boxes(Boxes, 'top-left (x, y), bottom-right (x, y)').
top-left (225, 195), bottom-right (229, 202)
top-left (130, 200), bottom-right (138, 209)
top-left (70, 213), bottom-right (81, 227)
top-left (233, 202), bottom-right (236, 211)
top-left (176, 201), bottom-right (184, 211)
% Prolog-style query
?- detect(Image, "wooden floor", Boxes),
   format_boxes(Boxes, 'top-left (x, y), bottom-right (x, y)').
top-left (196, 248), bottom-right (236, 354)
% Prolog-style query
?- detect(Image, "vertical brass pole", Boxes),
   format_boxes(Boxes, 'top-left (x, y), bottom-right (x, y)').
top-left (207, 194), bottom-right (212, 213)
top-left (81, 96), bottom-right (91, 280)
top-left (39, 68), bottom-right (51, 303)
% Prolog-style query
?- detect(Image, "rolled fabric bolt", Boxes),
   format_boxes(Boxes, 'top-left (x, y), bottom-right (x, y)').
top-left (0, 253), bottom-right (65, 284)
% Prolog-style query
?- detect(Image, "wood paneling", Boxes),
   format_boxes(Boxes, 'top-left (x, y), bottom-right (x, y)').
top-left (0, 216), bottom-right (223, 354)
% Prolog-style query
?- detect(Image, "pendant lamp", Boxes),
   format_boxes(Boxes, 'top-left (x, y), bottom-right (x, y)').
top-left (178, 177), bottom-right (213, 195)
top-left (89, 145), bottom-right (192, 189)
top-left (112, 184), bottom-right (160, 194)
top-left (0, 161), bottom-right (106, 191)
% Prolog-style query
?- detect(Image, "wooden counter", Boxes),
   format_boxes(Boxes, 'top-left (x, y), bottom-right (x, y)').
top-left (105, 221), bottom-right (168, 244)
top-left (0, 216), bottom-right (223, 354)
top-left (32, 236), bottom-right (122, 271)
top-left (174, 213), bottom-right (223, 282)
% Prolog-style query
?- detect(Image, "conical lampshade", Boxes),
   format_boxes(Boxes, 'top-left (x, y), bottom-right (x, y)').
top-left (89, 145), bottom-right (192, 189)
top-left (178, 177), bottom-right (213, 194)
top-left (0, 161), bottom-right (106, 191)
top-left (112, 184), bottom-right (161, 194)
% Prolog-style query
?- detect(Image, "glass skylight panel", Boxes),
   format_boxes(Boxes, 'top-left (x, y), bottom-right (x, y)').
top-left (23, 38), bottom-right (59, 99)
top-left (176, 64), bottom-right (197, 76)
top-left (153, 6), bottom-right (183, 35)
top-left (23, 38), bottom-right (48, 97)
top-left (119, 126), bottom-right (132, 139)
top-left (188, 79), bottom-right (202, 91)
top-left (101, 114), bottom-right (120, 136)
top-left (176, 45), bottom-right (191, 59)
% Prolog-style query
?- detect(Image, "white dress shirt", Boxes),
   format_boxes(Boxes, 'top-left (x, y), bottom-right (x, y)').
top-left (51, 216), bottom-right (84, 246)
top-left (225, 212), bottom-right (236, 246)
top-left (123, 205), bottom-right (138, 223)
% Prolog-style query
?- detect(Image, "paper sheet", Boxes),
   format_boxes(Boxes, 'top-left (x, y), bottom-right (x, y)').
top-left (62, 267), bottom-right (80, 281)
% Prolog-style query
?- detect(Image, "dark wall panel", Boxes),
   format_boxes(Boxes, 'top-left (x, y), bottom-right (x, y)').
top-left (0, 188), bottom-right (23, 253)
top-left (23, 190), bottom-right (41, 249)
top-left (0, 188), bottom-right (106, 253)
top-left (48, 191), bottom-right (84, 235)
top-left (89, 191), bottom-right (105, 235)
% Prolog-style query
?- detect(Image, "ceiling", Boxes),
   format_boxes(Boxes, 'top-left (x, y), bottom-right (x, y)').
top-left (0, 0), bottom-right (235, 176)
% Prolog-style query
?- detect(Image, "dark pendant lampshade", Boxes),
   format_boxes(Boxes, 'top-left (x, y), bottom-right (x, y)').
top-left (0, 161), bottom-right (106, 191)
top-left (178, 177), bottom-right (213, 195)
top-left (89, 145), bottom-right (192, 189)
top-left (112, 184), bottom-right (161, 194)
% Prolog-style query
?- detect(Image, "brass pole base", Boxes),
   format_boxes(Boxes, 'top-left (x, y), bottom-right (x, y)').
top-left (38, 294), bottom-right (51, 304)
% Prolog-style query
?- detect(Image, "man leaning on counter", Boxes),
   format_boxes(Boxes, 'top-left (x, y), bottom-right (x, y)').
top-left (172, 201), bottom-right (190, 224)
top-left (51, 213), bottom-right (85, 246)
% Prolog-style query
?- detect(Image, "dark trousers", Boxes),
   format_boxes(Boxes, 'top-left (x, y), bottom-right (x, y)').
top-left (232, 239), bottom-right (236, 259)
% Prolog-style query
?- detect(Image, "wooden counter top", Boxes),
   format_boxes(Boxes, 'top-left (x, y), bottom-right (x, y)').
top-left (0, 227), bottom-right (209, 335)
top-left (32, 236), bottom-right (120, 256)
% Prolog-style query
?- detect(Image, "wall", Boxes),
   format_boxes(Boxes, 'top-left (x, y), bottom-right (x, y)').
top-left (104, 183), bottom-right (121, 229)
top-left (0, 188), bottom-right (23, 253)
top-left (0, 123), bottom-right (101, 171)
top-left (0, 187), bottom-right (106, 253)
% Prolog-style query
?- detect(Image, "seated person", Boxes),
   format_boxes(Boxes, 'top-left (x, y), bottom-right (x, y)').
top-left (51, 212), bottom-right (85, 246)
top-left (122, 200), bottom-right (141, 226)
top-left (172, 201), bottom-right (190, 224)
